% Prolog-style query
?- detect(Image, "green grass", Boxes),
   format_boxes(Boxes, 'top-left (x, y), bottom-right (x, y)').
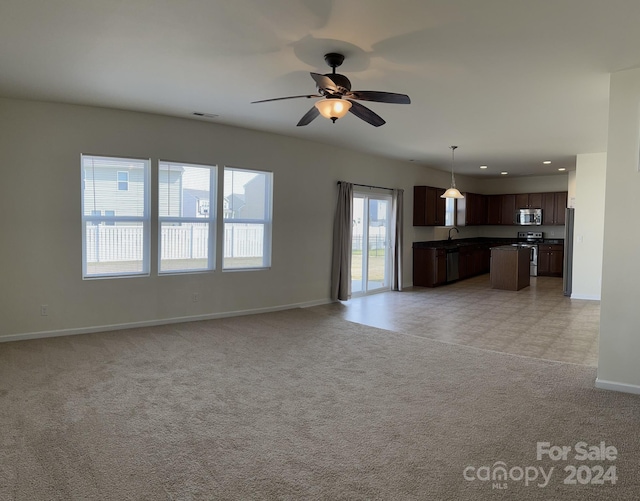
top-left (351, 249), bottom-right (386, 282)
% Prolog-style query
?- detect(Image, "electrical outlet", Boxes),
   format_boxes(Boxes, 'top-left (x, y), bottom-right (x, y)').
top-left (40, 304), bottom-right (48, 316)
top-left (192, 293), bottom-right (200, 303)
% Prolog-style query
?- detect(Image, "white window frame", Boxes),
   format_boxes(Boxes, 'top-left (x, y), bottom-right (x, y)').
top-left (158, 161), bottom-right (217, 274)
top-left (81, 155), bottom-right (151, 279)
top-left (223, 166), bottom-right (273, 271)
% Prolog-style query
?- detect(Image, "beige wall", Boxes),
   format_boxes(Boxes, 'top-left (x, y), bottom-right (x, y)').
top-left (598, 68), bottom-right (640, 392)
top-left (0, 97), bottom-right (482, 339)
top-left (571, 153), bottom-right (606, 300)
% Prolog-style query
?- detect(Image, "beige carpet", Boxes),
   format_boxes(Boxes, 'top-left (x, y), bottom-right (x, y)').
top-left (1, 308), bottom-right (639, 500)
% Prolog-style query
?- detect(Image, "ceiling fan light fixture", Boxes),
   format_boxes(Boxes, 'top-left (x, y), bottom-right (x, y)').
top-left (441, 145), bottom-right (465, 199)
top-left (315, 98), bottom-right (352, 122)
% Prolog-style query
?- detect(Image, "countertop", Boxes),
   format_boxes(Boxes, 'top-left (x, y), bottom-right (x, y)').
top-left (492, 245), bottom-right (531, 252)
top-left (412, 237), bottom-right (564, 250)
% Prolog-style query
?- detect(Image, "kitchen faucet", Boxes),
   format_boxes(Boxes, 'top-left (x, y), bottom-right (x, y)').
top-left (448, 227), bottom-right (460, 240)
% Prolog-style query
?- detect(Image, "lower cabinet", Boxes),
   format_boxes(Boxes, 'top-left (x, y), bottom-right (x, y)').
top-left (414, 245), bottom-right (490, 287)
top-left (413, 248), bottom-right (447, 287)
top-left (459, 245), bottom-right (490, 280)
top-left (538, 244), bottom-right (564, 277)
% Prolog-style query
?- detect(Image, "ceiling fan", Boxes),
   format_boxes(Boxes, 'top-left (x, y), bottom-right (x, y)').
top-left (251, 53), bottom-right (411, 127)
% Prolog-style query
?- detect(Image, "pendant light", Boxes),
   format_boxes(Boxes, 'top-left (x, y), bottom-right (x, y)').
top-left (441, 145), bottom-right (465, 199)
top-left (315, 98), bottom-right (352, 123)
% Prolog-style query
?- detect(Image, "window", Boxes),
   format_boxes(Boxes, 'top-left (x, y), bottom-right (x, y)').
top-left (81, 155), bottom-right (150, 278)
top-left (105, 210), bottom-right (116, 226)
top-left (445, 198), bottom-right (455, 226)
top-left (223, 167), bottom-right (273, 270)
top-left (158, 161), bottom-right (217, 273)
top-left (117, 171), bottom-right (129, 191)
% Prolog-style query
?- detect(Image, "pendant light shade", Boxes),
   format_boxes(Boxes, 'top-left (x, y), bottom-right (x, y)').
top-left (441, 145), bottom-right (465, 199)
top-left (315, 98), bottom-right (352, 122)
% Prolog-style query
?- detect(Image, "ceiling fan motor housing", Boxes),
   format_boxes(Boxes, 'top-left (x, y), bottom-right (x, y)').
top-left (320, 73), bottom-right (352, 95)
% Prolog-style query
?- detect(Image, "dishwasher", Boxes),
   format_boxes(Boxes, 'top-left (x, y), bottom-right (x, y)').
top-left (446, 248), bottom-right (459, 283)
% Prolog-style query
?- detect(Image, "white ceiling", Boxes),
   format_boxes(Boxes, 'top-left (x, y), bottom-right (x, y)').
top-left (2, 0), bottom-right (639, 177)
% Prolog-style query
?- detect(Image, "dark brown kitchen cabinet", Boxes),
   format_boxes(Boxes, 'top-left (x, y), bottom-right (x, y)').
top-left (516, 193), bottom-right (543, 209)
top-left (413, 186), bottom-right (446, 226)
top-left (487, 195), bottom-right (502, 224)
top-left (457, 192), bottom-right (487, 226)
top-left (500, 194), bottom-right (516, 225)
top-left (554, 192), bottom-right (567, 225)
top-left (413, 248), bottom-right (447, 287)
top-left (538, 244), bottom-right (564, 276)
top-left (458, 245), bottom-right (472, 279)
top-left (542, 192), bottom-right (568, 225)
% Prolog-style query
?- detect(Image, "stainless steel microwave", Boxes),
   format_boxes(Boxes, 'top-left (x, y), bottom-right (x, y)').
top-left (515, 208), bottom-right (542, 225)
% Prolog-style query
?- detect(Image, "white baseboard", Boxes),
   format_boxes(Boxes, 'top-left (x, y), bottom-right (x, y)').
top-left (571, 293), bottom-right (601, 301)
top-left (0, 298), bottom-right (334, 344)
top-left (595, 378), bottom-right (640, 395)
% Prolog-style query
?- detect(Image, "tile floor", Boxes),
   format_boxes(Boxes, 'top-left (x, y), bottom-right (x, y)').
top-left (311, 275), bottom-right (599, 366)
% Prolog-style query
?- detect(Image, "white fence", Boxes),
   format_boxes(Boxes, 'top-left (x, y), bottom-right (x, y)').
top-left (85, 224), bottom-right (264, 262)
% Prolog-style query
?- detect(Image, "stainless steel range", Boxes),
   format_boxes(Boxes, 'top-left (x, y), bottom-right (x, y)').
top-left (516, 231), bottom-right (544, 276)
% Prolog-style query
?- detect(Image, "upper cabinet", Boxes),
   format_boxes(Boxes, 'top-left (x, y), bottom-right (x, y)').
top-left (515, 193), bottom-right (542, 209)
top-left (413, 187), bottom-right (568, 227)
top-left (542, 192), bottom-right (567, 225)
top-left (487, 195), bottom-right (502, 225)
top-left (500, 194), bottom-right (516, 225)
top-left (457, 192), bottom-right (487, 226)
top-left (413, 186), bottom-right (446, 226)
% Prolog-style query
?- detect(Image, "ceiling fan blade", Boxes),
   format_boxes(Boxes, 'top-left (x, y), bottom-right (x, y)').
top-left (296, 106), bottom-right (320, 126)
top-left (310, 72), bottom-right (338, 92)
top-left (251, 94), bottom-right (321, 104)
top-left (346, 91), bottom-right (411, 104)
top-left (347, 100), bottom-right (386, 127)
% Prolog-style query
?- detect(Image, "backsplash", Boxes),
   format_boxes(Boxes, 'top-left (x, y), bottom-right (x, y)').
top-left (430, 225), bottom-right (565, 241)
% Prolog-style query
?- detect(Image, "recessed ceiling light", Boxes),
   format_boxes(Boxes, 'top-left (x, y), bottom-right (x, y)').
top-left (501, 171), bottom-right (508, 175)
top-left (480, 165), bottom-right (488, 169)
top-left (558, 168), bottom-right (566, 171)
top-left (543, 160), bottom-right (551, 164)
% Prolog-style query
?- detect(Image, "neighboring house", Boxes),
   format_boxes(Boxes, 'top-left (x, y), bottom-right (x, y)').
top-left (158, 164), bottom-right (185, 218)
top-left (182, 188), bottom-right (211, 218)
top-left (240, 176), bottom-right (265, 219)
top-left (83, 159), bottom-right (184, 219)
top-left (224, 193), bottom-right (245, 219)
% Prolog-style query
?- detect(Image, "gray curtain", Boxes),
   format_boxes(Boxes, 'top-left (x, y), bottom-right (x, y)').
top-left (391, 189), bottom-right (404, 291)
top-left (331, 182), bottom-right (353, 301)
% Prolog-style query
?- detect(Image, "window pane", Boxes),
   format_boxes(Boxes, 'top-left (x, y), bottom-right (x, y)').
top-left (81, 155), bottom-right (149, 279)
top-left (159, 163), bottom-right (211, 218)
top-left (82, 157), bottom-right (145, 217)
top-left (160, 222), bottom-right (210, 272)
top-left (223, 167), bottom-right (272, 270)
top-left (223, 223), bottom-right (265, 269)
top-left (158, 161), bottom-right (216, 274)
top-left (84, 221), bottom-right (145, 275)
top-left (224, 168), bottom-right (269, 220)
top-left (445, 198), bottom-right (455, 226)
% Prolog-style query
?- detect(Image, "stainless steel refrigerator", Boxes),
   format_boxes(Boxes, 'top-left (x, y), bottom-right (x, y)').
top-left (563, 208), bottom-right (575, 296)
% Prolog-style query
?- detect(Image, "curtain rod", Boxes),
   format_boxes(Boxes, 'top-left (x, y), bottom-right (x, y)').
top-left (337, 181), bottom-right (394, 191)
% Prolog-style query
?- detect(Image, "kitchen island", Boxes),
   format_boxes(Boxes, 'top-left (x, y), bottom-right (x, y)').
top-left (490, 245), bottom-right (530, 291)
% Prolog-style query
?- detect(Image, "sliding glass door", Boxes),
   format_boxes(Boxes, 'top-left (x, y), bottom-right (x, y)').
top-left (351, 193), bottom-right (391, 295)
